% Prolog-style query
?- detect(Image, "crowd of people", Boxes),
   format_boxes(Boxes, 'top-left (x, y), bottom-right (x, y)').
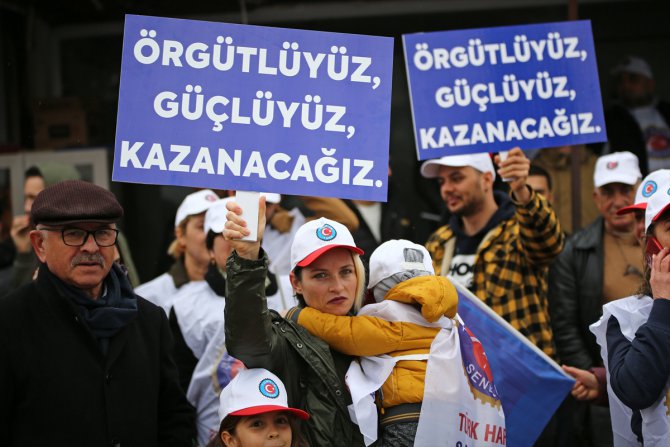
top-left (1, 54), bottom-right (669, 447)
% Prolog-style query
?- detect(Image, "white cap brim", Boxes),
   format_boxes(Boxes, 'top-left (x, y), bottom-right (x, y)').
top-left (420, 154), bottom-right (495, 180)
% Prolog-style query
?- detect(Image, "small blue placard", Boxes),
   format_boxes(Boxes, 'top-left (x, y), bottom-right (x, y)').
top-left (113, 15), bottom-right (394, 201)
top-left (403, 21), bottom-right (606, 160)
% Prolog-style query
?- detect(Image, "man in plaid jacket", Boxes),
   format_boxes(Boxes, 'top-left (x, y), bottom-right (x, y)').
top-left (421, 147), bottom-right (563, 358)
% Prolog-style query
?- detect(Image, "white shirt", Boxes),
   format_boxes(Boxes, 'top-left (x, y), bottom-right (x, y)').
top-left (262, 208), bottom-right (306, 276)
top-left (591, 295), bottom-right (670, 446)
top-left (630, 105), bottom-right (670, 171)
top-left (135, 272), bottom-right (178, 314)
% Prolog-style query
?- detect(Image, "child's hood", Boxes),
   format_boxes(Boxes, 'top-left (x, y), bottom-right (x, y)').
top-left (384, 275), bottom-right (458, 323)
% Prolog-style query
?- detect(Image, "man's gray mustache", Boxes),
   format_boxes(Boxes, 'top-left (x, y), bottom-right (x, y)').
top-left (71, 253), bottom-right (105, 268)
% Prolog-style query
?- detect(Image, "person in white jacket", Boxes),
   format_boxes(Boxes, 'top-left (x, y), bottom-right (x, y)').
top-left (136, 189), bottom-right (219, 312)
top-left (171, 197), bottom-right (281, 446)
top-left (591, 175), bottom-right (670, 446)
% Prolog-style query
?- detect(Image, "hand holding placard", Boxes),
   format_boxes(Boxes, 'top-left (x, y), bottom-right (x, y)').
top-left (494, 147), bottom-right (531, 205)
top-left (224, 195), bottom-right (266, 260)
top-left (497, 150), bottom-right (514, 183)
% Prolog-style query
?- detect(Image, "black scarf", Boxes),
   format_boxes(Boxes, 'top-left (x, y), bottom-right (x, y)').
top-left (205, 263), bottom-right (227, 297)
top-left (42, 262), bottom-right (138, 354)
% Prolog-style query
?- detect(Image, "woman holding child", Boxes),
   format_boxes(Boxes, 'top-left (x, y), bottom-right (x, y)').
top-left (223, 198), bottom-right (456, 446)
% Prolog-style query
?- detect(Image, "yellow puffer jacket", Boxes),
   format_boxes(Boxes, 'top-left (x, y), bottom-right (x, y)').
top-left (295, 275), bottom-right (457, 408)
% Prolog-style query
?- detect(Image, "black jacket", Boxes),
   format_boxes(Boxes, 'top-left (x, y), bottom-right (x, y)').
top-left (224, 251), bottom-right (365, 447)
top-left (0, 269), bottom-right (196, 447)
top-left (548, 217), bottom-right (604, 369)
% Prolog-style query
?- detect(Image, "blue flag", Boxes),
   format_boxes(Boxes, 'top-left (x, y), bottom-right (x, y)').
top-left (456, 284), bottom-right (574, 447)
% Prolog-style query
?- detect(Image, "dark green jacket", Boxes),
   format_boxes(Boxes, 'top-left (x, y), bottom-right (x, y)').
top-left (225, 251), bottom-right (365, 447)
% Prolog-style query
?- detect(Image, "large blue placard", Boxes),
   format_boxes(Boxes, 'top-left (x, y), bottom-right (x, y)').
top-left (113, 15), bottom-right (393, 201)
top-left (403, 21), bottom-right (606, 160)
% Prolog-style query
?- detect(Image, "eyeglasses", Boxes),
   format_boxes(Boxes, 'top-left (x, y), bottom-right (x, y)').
top-left (39, 227), bottom-right (119, 247)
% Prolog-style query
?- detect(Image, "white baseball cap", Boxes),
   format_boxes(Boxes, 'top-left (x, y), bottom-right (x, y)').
top-left (617, 169), bottom-right (670, 216)
top-left (593, 151), bottom-right (641, 188)
top-left (611, 56), bottom-right (653, 80)
top-left (644, 174), bottom-right (670, 232)
top-left (204, 197), bottom-right (236, 234)
top-left (368, 239), bottom-right (435, 289)
top-left (174, 189), bottom-right (219, 227)
top-left (290, 217), bottom-right (363, 272)
top-left (420, 153), bottom-right (496, 180)
top-left (218, 368), bottom-right (309, 421)
top-left (261, 192), bottom-right (281, 204)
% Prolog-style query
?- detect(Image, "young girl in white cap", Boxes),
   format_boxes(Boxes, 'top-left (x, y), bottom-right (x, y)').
top-left (210, 368), bottom-right (309, 447)
top-left (136, 189), bottom-right (220, 312)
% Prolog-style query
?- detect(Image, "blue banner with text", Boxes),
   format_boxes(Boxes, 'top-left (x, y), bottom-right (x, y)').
top-left (403, 21), bottom-right (606, 160)
top-left (114, 14), bottom-right (394, 201)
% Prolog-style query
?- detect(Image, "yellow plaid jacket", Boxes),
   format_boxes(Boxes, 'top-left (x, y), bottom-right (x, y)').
top-left (425, 189), bottom-right (564, 358)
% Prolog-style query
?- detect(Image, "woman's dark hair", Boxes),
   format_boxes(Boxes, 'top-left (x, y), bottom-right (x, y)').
top-left (292, 266), bottom-right (307, 307)
top-left (205, 433), bottom-right (224, 447)
top-left (206, 229), bottom-right (219, 251)
top-left (637, 246), bottom-right (653, 297)
top-left (205, 415), bottom-right (241, 447)
top-left (210, 412), bottom-right (308, 447)
top-left (24, 166), bottom-right (43, 179)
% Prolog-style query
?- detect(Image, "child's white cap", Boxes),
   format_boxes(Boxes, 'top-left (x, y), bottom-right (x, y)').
top-left (290, 217), bottom-right (363, 272)
top-left (174, 189), bottom-right (219, 227)
top-left (261, 192), bottom-right (281, 204)
top-left (368, 239), bottom-right (435, 303)
top-left (218, 368), bottom-right (309, 421)
top-left (369, 239), bottom-right (435, 289)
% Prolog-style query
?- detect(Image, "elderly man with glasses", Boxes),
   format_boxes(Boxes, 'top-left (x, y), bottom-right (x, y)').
top-left (0, 180), bottom-right (195, 447)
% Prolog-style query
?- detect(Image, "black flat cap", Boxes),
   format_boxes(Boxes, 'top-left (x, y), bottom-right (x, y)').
top-left (31, 180), bottom-right (123, 226)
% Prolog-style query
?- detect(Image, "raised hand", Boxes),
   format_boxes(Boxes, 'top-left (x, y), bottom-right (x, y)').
top-left (493, 147), bottom-right (531, 205)
top-left (223, 196), bottom-right (266, 260)
top-left (650, 247), bottom-right (670, 300)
